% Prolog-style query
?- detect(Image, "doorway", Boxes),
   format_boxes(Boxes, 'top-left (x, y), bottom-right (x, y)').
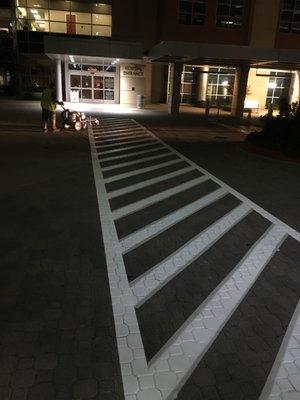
top-left (70, 74), bottom-right (115, 102)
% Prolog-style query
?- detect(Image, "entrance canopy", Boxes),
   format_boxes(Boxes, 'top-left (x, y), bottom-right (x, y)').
top-left (148, 41), bottom-right (300, 70)
top-left (44, 35), bottom-right (143, 61)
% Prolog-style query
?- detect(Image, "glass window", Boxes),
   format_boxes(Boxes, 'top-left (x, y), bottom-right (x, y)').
top-left (27, 0), bottom-right (49, 8)
top-left (71, 12), bottom-right (91, 23)
top-left (71, 1), bottom-right (91, 12)
top-left (81, 89), bottom-right (92, 99)
top-left (49, 10), bottom-right (68, 22)
top-left (49, 0), bottom-right (71, 11)
top-left (104, 90), bottom-right (114, 100)
top-left (15, 0), bottom-right (112, 37)
top-left (69, 63), bottom-right (81, 70)
top-left (49, 21), bottom-right (65, 33)
top-left (70, 75), bottom-right (81, 87)
top-left (206, 67), bottom-right (235, 105)
top-left (279, 0), bottom-right (300, 33)
top-left (92, 25), bottom-right (111, 36)
top-left (265, 71), bottom-right (292, 108)
top-left (178, 0), bottom-right (206, 26)
top-left (92, 13), bottom-right (111, 25)
top-left (82, 76), bottom-right (92, 88)
top-left (94, 76), bottom-right (103, 88)
top-left (91, 3), bottom-right (112, 14)
top-left (94, 90), bottom-right (103, 100)
top-left (216, 0), bottom-right (244, 28)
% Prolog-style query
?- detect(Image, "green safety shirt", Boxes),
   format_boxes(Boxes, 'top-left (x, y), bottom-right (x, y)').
top-left (41, 88), bottom-right (56, 111)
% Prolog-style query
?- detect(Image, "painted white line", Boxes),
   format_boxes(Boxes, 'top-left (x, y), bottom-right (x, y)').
top-left (112, 175), bottom-right (209, 220)
top-left (119, 187), bottom-right (227, 253)
top-left (149, 224), bottom-right (287, 399)
top-left (97, 137), bottom-right (154, 150)
top-left (95, 133), bottom-right (151, 144)
top-left (94, 127), bottom-right (145, 135)
top-left (132, 120), bottom-right (300, 242)
top-left (131, 203), bottom-right (251, 307)
top-left (94, 131), bottom-right (149, 141)
top-left (261, 300), bottom-right (300, 400)
top-left (104, 159), bottom-right (185, 184)
top-left (108, 166), bottom-right (195, 199)
top-left (101, 153), bottom-right (175, 172)
top-left (97, 146), bottom-right (165, 162)
top-left (98, 141), bottom-right (158, 156)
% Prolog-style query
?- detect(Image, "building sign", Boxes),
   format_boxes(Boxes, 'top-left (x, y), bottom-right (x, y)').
top-left (70, 89), bottom-right (79, 102)
top-left (121, 64), bottom-right (145, 78)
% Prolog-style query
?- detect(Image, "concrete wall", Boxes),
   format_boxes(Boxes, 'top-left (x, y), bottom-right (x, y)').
top-left (245, 68), bottom-right (269, 110)
top-left (120, 63), bottom-right (146, 105)
top-left (249, 0), bottom-right (281, 47)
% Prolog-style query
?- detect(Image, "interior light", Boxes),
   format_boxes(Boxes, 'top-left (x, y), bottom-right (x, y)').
top-left (31, 9), bottom-right (38, 14)
top-left (268, 82), bottom-right (277, 89)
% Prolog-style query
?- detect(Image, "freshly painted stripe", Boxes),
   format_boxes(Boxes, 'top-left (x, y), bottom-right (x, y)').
top-left (131, 203), bottom-right (251, 307)
top-left (94, 127), bottom-right (144, 135)
top-left (104, 159), bottom-right (185, 184)
top-left (120, 187), bottom-right (227, 253)
top-left (102, 153), bottom-right (176, 172)
top-left (108, 166), bottom-right (195, 200)
top-left (95, 133), bottom-right (150, 144)
top-left (98, 140), bottom-right (157, 156)
top-left (112, 175), bottom-right (209, 220)
top-left (96, 137), bottom-right (154, 150)
top-left (97, 145), bottom-right (165, 162)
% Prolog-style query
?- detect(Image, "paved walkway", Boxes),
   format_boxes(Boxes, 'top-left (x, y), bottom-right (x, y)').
top-left (90, 118), bottom-right (300, 400)
top-left (0, 114), bottom-right (299, 400)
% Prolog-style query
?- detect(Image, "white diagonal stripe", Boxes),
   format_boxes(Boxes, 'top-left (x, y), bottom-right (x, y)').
top-left (131, 203), bottom-right (251, 307)
top-left (101, 152), bottom-right (174, 172)
top-left (98, 140), bottom-right (157, 156)
top-left (104, 159), bottom-right (185, 184)
top-left (149, 224), bottom-right (287, 399)
top-left (108, 166), bottom-right (195, 199)
top-left (112, 175), bottom-right (209, 220)
top-left (120, 187), bottom-right (227, 252)
top-left (95, 133), bottom-right (150, 144)
top-left (98, 147), bottom-right (166, 162)
top-left (97, 137), bottom-right (154, 150)
top-left (94, 127), bottom-right (144, 136)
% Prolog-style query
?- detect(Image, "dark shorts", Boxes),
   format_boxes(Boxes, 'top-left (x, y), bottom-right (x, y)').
top-left (42, 108), bottom-right (55, 123)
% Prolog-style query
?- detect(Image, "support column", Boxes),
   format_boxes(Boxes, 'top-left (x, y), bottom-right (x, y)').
top-left (231, 66), bottom-right (250, 122)
top-left (56, 59), bottom-right (63, 102)
top-left (168, 62), bottom-right (183, 114)
top-left (196, 66), bottom-right (209, 105)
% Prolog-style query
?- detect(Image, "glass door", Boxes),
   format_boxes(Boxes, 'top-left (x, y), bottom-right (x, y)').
top-left (92, 75), bottom-right (115, 102)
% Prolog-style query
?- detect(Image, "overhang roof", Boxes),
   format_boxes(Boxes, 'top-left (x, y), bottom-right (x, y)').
top-left (44, 36), bottom-right (143, 61)
top-left (147, 41), bottom-right (300, 69)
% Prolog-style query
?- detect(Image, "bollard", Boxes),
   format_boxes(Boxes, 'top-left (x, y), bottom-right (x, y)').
top-left (246, 109), bottom-right (252, 125)
top-left (267, 103), bottom-right (273, 117)
top-left (205, 99), bottom-right (210, 117)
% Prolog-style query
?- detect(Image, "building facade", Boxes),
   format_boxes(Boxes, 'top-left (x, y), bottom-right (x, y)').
top-left (4, 0), bottom-right (300, 117)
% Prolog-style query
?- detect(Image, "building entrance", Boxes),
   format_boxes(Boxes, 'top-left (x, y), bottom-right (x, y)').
top-left (67, 61), bottom-right (117, 103)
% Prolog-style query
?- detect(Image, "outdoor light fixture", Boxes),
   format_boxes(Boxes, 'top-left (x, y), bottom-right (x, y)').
top-left (268, 82), bottom-right (277, 89)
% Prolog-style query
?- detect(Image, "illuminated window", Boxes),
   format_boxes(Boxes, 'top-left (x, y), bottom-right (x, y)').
top-left (280, 0), bottom-right (300, 33)
top-left (178, 0), bottom-right (206, 26)
top-left (15, 0), bottom-right (112, 36)
top-left (216, 0), bottom-right (244, 28)
top-left (265, 71), bottom-right (292, 108)
top-left (207, 67), bottom-right (235, 105)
